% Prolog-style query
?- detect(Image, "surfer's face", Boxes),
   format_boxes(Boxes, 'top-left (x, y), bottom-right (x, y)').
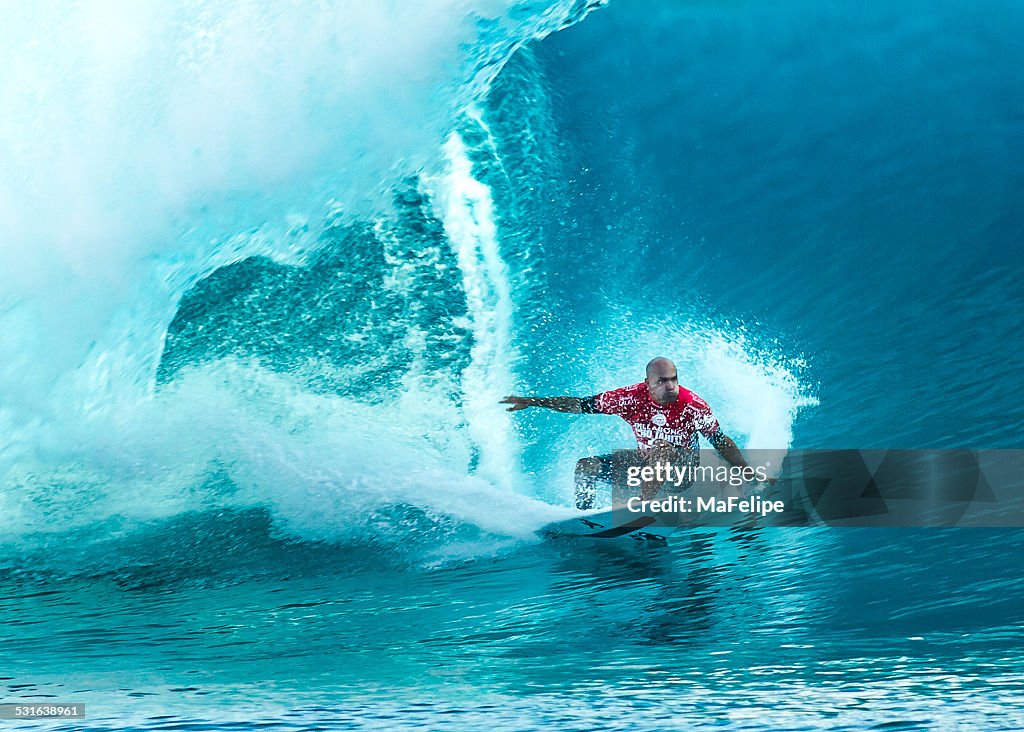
top-left (646, 365), bottom-right (679, 404)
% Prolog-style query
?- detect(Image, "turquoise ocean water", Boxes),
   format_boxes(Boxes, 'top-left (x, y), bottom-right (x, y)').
top-left (1, 1), bottom-right (1022, 729)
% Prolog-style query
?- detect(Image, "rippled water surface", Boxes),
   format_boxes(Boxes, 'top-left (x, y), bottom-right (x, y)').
top-left (5, 525), bottom-right (1024, 729)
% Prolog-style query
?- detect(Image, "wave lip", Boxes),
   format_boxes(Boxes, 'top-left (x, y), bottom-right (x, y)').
top-left (0, 1), bottom-right (605, 490)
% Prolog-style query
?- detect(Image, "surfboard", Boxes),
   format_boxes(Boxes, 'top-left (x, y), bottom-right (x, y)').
top-left (539, 507), bottom-right (678, 543)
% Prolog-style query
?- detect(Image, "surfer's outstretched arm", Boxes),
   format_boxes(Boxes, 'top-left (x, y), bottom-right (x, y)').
top-left (501, 396), bottom-right (588, 413)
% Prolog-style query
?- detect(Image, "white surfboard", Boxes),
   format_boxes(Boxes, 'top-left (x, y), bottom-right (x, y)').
top-left (539, 507), bottom-right (678, 543)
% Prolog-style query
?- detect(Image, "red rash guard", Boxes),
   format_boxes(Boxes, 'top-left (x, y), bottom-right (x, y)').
top-left (587, 382), bottom-right (720, 454)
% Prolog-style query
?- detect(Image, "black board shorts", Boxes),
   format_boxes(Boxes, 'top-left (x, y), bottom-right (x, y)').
top-left (592, 449), bottom-right (647, 485)
top-left (592, 447), bottom-right (701, 493)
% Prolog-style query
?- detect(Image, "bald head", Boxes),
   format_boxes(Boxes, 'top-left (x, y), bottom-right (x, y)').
top-left (646, 357), bottom-right (675, 378)
top-left (645, 357), bottom-right (680, 404)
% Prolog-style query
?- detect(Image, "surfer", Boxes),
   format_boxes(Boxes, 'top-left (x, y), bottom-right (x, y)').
top-left (501, 357), bottom-right (759, 509)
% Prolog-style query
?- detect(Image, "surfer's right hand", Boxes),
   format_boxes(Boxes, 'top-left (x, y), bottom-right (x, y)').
top-left (501, 396), bottom-right (532, 411)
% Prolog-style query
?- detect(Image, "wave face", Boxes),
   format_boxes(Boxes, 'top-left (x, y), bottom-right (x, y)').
top-left (1, 0), bottom-right (1020, 570)
top-left (537, 0), bottom-right (1024, 451)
